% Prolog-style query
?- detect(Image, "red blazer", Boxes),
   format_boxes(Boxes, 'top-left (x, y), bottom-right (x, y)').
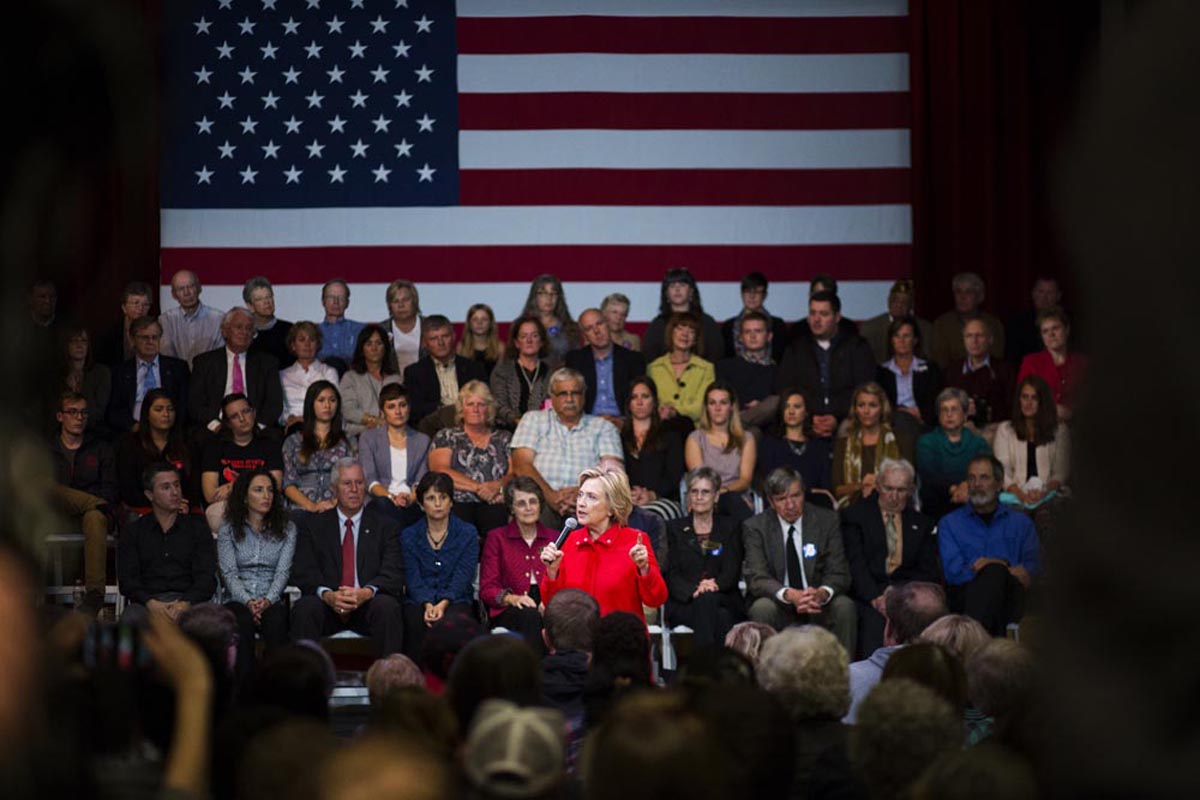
top-left (1016, 350), bottom-right (1087, 409)
top-left (542, 523), bottom-right (668, 622)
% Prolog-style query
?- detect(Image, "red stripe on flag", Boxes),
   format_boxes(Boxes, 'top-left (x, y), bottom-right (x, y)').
top-left (163, 245), bottom-right (910, 284)
top-left (456, 16), bottom-right (909, 55)
top-left (459, 168), bottom-right (911, 206)
top-left (458, 92), bottom-right (910, 131)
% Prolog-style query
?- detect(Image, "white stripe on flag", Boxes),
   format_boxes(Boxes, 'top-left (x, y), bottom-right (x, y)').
top-left (457, 0), bottom-right (908, 18)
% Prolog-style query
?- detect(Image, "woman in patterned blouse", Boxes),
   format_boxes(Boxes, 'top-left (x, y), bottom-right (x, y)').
top-left (281, 380), bottom-right (354, 522)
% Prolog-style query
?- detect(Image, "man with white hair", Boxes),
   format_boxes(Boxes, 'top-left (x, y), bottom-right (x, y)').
top-left (160, 269), bottom-right (225, 367)
top-left (189, 307), bottom-right (282, 432)
top-left (931, 272), bottom-right (1005, 367)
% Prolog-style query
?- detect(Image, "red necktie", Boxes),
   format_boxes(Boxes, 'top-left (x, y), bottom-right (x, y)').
top-left (341, 518), bottom-right (356, 588)
top-left (231, 353), bottom-right (245, 394)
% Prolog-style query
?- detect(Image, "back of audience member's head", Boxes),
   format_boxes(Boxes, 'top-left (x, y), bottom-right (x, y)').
top-left (177, 602), bottom-right (239, 715)
top-left (542, 588), bottom-right (599, 653)
top-left (678, 645), bottom-right (756, 689)
top-left (967, 640), bottom-right (1036, 724)
top-left (756, 625), bottom-right (850, 722)
top-left (446, 634), bottom-right (542, 733)
top-left (365, 653), bottom-right (425, 708)
top-left (687, 683), bottom-right (795, 799)
top-left (371, 685), bottom-right (460, 760)
top-left (235, 718), bottom-right (337, 800)
top-left (583, 611), bottom-right (653, 726)
top-left (852, 679), bottom-right (963, 800)
top-left (586, 691), bottom-right (728, 800)
top-left (909, 744), bottom-right (1038, 800)
top-left (885, 581), bottom-right (949, 646)
top-left (319, 733), bottom-right (451, 800)
top-left (463, 699), bottom-right (567, 800)
top-left (918, 614), bottom-right (992, 664)
top-left (419, 610), bottom-right (485, 693)
top-left (247, 645), bottom-right (333, 721)
top-left (724, 620), bottom-right (777, 665)
top-left (881, 642), bottom-right (968, 713)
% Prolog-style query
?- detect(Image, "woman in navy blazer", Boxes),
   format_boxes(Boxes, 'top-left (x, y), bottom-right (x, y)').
top-left (360, 383), bottom-right (431, 527)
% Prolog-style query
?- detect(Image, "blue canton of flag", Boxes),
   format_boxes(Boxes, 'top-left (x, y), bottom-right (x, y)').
top-left (161, 0), bottom-right (459, 208)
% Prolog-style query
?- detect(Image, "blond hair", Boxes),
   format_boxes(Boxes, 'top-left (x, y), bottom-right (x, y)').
top-left (577, 467), bottom-right (633, 527)
top-left (454, 380), bottom-right (497, 427)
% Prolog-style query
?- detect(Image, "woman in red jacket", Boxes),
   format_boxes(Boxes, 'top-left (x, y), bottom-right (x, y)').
top-left (540, 468), bottom-right (668, 622)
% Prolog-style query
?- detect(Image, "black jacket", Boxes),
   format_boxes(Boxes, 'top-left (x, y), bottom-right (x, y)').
top-left (291, 507), bottom-right (405, 599)
top-left (775, 329), bottom-right (875, 419)
top-left (189, 347), bottom-right (282, 431)
top-left (840, 493), bottom-right (941, 604)
top-left (876, 362), bottom-right (943, 429)
top-left (402, 355), bottom-right (487, 423)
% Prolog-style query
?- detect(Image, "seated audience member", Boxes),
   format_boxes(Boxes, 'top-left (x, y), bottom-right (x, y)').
top-left (601, 292), bottom-right (640, 352)
top-left (489, 315), bottom-right (552, 430)
top-left (339, 323), bottom-right (402, 438)
top-left (584, 612), bottom-right (657, 728)
top-left (403, 314), bottom-right (487, 434)
top-left (400, 472), bottom-right (480, 659)
top-left (939, 456), bottom-right (1041, 635)
top-left (382, 279), bottom-right (423, 376)
top-left (844, 581), bottom-right (949, 722)
top-left (776, 291), bottom-right (876, 438)
top-left (95, 280), bottom-right (154, 368)
top-left (787, 273), bottom-right (860, 342)
top-left (721, 271), bottom-right (790, 363)
top-left (217, 466), bottom-right (297, 670)
top-left (917, 614), bottom-right (994, 745)
top-left (318, 733), bottom-right (451, 800)
top-left (51, 391), bottom-right (117, 611)
top-left (176, 602), bottom-right (239, 716)
top-left (540, 468), bottom-right (668, 622)
top-left (463, 699), bottom-right (567, 800)
top-left (159, 270), bottom-right (224, 368)
top-left (931, 272), bottom-right (1006, 368)
top-left (282, 381), bottom-right (354, 521)
top-left (665, 467), bottom-right (745, 646)
top-left (1006, 275), bottom-right (1064, 363)
top-left (860, 279), bottom-right (937, 365)
top-left (943, 315), bottom-right (1015, 429)
top-left (445, 636), bottom-right (543, 735)
top-left (1016, 306), bottom-right (1088, 422)
top-left (646, 311), bottom-right (716, 427)
top-left (278, 320), bottom-right (339, 431)
top-left (877, 314), bottom-right (942, 435)
top-left (429, 381), bottom-right (513, 536)
top-left (116, 388), bottom-right (197, 515)
top-left (851, 679), bottom-right (964, 800)
top-left (28, 278), bottom-right (58, 331)
top-left (289, 458), bottom-right (405, 655)
top-left (684, 381), bottom-right (756, 525)
top-left (966, 639), bottom-right (1036, 742)
top-left (478, 477), bottom-right (556, 649)
top-left (458, 302), bottom-right (502, 379)
top-left (541, 588), bottom-right (600, 764)
top-left (200, 393), bottom-right (284, 533)
top-left (641, 268), bottom-right (725, 362)
top-left (360, 383), bottom-right (431, 527)
top-left (917, 387), bottom-right (991, 520)
top-left (756, 626), bottom-right (854, 798)
top-left (715, 310), bottom-right (781, 429)
top-left (107, 315), bottom-right (190, 435)
top-left (511, 368), bottom-right (624, 527)
top-left (756, 388), bottom-right (833, 499)
top-left (910, 743), bottom-right (1038, 799)
top-left (742, 466), bottom-right (856, 654)
top-left (565, 307), bottom-right (647, 423)
top-left (365, 654), bottom-right (426, 709)
top-left (621, 377), bottom-right (685, 519)
top-left (522, 273), bottom-right (581, 368)
top-left (189, 307), bottom-right (282, 434)
top-left (244, 276), bottom-right (293, 368)
top-left (119, 462), bottom-right (216, 620)
top-left (315, 279), bottom-right (365, 371)
top-left (993, 376), bottom-right (1070, 528)
top-left (59, 326), bottom-right (111, 438)
top-left (832, 382), bottom-right (911, 507)
top-left (842, 458), bottom-right (942, 657)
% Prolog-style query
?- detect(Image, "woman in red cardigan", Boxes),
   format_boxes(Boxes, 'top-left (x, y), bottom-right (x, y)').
top-left (540, 468), bottom-right (668, 622)
top-left (1016, 306), bottom-right (1087, 423)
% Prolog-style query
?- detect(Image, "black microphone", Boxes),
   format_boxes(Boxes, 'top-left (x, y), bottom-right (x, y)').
top-left (554, 517), bottom-right (579, 549)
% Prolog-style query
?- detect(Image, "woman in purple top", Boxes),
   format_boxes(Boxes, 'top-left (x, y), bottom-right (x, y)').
top-left (478, 475), bottom-right (556, 652)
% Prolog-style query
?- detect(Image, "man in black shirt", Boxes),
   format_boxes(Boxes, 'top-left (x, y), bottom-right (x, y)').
top-left (118, 462), bottom-right (216, 621)
top-left (715, 310), bottom-right (779, 429)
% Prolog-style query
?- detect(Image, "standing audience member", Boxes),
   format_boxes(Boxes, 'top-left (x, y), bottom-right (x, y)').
top-left (478, 477), bottom-right (555, 648)
top-left (646, 311), bottom-right (715, 426)
top-left (119, 462), bottom-right (216, 620)
top-left (190, 307), bottom-right (283, 433)
top-left (833, 382), bottom-right (909, 507)
top-left (59, 326), bottom-right (111, 438)
top-left (360, 383), bottom-right (431, 527)
top-left (684, 381), bottom-right (756, 525)
top-left (95, 280), bottom-right (154, 368)
top-left (244, 276), bottom-right (293, 368)
top-left (566, 307), bottom-right (646, 424)
top-left (490, 315), bottom-right (552, 429)
top-left (458, 302), bottom-right (503, 379)
top-left (200, 393), bottom-right (284, 533)
top-left (315, 279), bottom-right (364, 372)
top-left (281, 381), bottom-right (354, 521)
top-left (279, 321), bottom-right (339, 430)
top-left (877, 315), bottom-right (942, 435)
top-left (939, 456), bottom-right (1041, 635)
top-left (931, 272), bottom-right (1005, 367)
top-left (383, 279), bottom-right (423, 376)
top-left (522, 274), bottom-right (580, 367)
top-left (860, 279), bottom-right (937, 365)
top-left (641, 268), bottom-right (724, 363)
top-left (404, 314), bottom-right (487, 434)
top-left (620, 377), bottom-right (686, 519)
top-left (757, 388), bottom-right (833, 500)
top-left (943, 316), bottom-right (1015, 430)
top-left (601, 292), bottom-right (640, 352)
top-left (429, 381), bottom-right (513, 536)
top-left (1016, 306), bottom-right (1088, 423)
top-left (715, 310), bottom-right (781, 429)
top-left (106, 315), bottom-right (190, 435)
top-left (917, 388), bottom-right (991, 520)
top-left (290, 458), bottom-right (406, 655)
top-left (721, 271), bottom-right (790, 363)
top-left (339, 323), bottom-right (402, 438)
top-left (160, 270), bottom-right (224, 368)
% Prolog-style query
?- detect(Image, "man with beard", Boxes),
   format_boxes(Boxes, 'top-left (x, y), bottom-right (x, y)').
top-left (937, 455), bottom-right (1041, 635)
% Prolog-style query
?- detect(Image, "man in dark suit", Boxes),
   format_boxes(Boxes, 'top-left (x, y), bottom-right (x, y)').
top-left (840, 457), bottom-right (941, 658)
top-left (403, 314), bottom-right (485, 431)
top-left (742, 465), bottom-right (856, 655)
top-left (289, 458), bottom-right (406, 655)
top-left (564, 308), bottom-right (646, 424)
top-left (189, 307), bottom-right (282, 433)
top-left (107, 316), bottom-right (190, 434)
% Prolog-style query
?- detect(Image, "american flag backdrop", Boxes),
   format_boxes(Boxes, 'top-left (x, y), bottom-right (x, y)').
top-left (159, 0), bottom-right (912, 327)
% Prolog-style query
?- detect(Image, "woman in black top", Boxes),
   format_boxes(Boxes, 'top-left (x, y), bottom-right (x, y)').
top-left (757, 388), bottom-right (834, 506)
top-left (115, 388), bottom-right (197, 516)
top-left (621, 377), bottom-right (685, 519)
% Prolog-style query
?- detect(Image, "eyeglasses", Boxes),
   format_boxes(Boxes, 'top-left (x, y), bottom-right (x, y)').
top-left (60, 408), bottom-right (89, 418)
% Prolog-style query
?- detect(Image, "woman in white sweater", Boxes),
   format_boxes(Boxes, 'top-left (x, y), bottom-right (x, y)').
top-left (992, 375), bottom-right (1069, 505)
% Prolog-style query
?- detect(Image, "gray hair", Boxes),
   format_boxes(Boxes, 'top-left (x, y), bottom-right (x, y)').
top-left (951, 271), bottom-right (985, 299)
top-left (242, 275), bottom-right (274, 304)
top-left (684, 465), bottom-right (722, 494)
top-left (600, 292), bottom-right (631, 312)
top-left (877, 458), bottom-right (915, 488)
top-left (935, 387), bottom-right (969, 414)
top-left (329, 456), bottom-right (362, 485)
top-left (549, 366), bottom-right (587, 393)
top-left (757, 625), bottom-right (850, 720)
top-left (764, 465), bottom-right (805, 499)
top-left (222, 306), bottom-right (254, 328)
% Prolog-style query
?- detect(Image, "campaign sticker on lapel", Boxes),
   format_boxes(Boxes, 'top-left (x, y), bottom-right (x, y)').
top-left (802, 543), bottom-right (817, 559)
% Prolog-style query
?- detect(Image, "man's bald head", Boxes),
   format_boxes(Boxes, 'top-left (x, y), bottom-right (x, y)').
top-left (884, 582), bottom-right (949, 645)
top-left (170, 269), bottom-right (202, 311)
